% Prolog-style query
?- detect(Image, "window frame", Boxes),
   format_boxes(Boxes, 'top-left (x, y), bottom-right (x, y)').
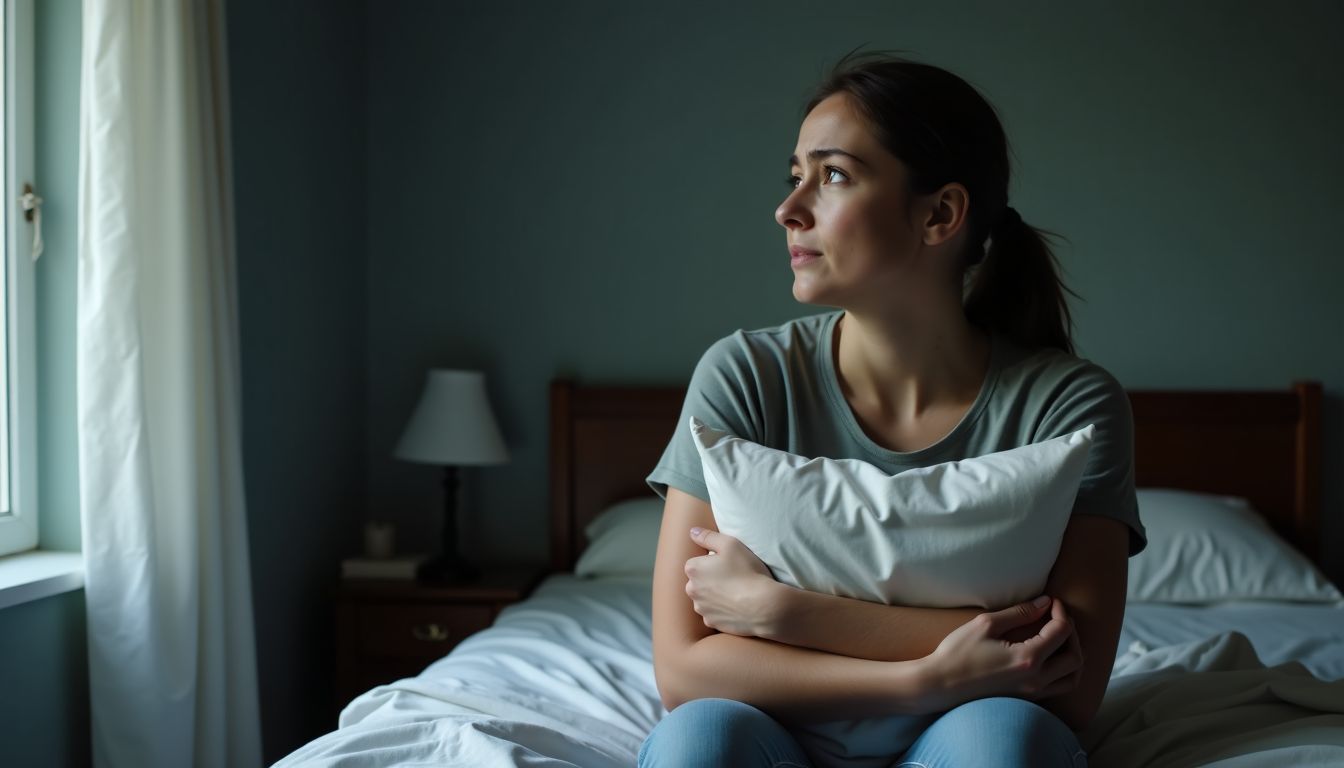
top-left (0, 0), bottom-right (39, 556)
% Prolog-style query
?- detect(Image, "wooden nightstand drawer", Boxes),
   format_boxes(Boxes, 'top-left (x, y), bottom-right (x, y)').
top-left (357, 603), bottom-right (494, 658)
top-left (334, 567), bottom-right (545, 719)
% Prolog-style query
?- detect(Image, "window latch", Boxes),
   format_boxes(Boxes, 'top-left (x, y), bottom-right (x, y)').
top-left (19, 182), bottom-right (44, 262)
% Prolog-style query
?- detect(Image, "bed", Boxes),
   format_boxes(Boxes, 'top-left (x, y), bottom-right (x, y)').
top-left (277, 378), bottom-right (1344, 767)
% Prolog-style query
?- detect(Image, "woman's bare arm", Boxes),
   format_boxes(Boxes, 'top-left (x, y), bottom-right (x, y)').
top-left (752, 522), bottom-right (1122, 726)
top-left (681, 524), bottom-right (1043, 664)
top-left (651, 488), bottom-right (928, 720)
top-left (756, 577), bottom-right (982, 662)
top-left (1029, 514), bottom-right (1129, 731)
top-left (651, 487), bottom-right (1078, 722)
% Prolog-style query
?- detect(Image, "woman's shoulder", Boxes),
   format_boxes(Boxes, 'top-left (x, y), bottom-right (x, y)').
top-left (997, 336), bottom-right (1124, 395)
top-left (679, 313), bottom-right (837, 446)
top-left (992, 336), bottom-right (1130, 431)
top-left (695, 311), bottom-right (837, 374)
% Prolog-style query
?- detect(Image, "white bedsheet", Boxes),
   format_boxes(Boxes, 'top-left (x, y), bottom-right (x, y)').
top-left (1085, 632), bottom-right (1344, 767)
top-left (1119, 601), bottom-right (1344, 680)
top-left (276, 575), bottom-right (1344, 767)
top-left (277, 576), bottom-right (661, 767)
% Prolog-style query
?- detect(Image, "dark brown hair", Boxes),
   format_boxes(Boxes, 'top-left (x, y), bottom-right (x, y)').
top-left (805, 50), bottom-right (1080, 355)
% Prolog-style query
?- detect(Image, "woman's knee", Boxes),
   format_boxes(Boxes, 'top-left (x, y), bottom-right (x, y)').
top-left (900, 697), bottom-right (1084, 767)
top-left (654, 697), bottom-right (773, 737)
top-left (944, 696), bottom-right (1068, 729)
top-left (639, 698), bottom-right (810, 768)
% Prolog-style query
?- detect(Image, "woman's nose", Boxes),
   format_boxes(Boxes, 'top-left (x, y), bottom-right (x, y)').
top-left (775, 189), bottom-right (814, 230)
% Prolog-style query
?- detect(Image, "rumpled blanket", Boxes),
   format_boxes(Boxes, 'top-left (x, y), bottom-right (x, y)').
top-left (1083, 631), bottom-right (1344, 767)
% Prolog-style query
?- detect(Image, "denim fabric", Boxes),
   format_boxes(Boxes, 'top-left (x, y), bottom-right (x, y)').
top-left (638, 699), bottom-right (812, 768)
top-left (894, 698), bottom-right (1086, 768)
top-left (638, 697), bottom-right (1086, 768)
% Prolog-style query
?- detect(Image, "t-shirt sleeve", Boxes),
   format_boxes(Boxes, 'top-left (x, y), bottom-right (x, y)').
top-left (646, 334), bottom-right (764, 503)
top-left (1034, 362), bottom-right (1147, 557)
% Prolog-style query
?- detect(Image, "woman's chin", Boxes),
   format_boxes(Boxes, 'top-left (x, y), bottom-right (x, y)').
top-left (791, 279), bottom-right (829, 306)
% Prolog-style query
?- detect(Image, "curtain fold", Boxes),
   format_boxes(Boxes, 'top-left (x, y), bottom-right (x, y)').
top-left (77, 1), bottom-right (261, 765)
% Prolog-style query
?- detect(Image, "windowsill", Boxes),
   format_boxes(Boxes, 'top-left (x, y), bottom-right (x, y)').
top-left (0, 550), bottom-right (84, 610)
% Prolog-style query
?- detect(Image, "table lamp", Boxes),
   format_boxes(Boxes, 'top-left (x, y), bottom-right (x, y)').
top-left (395, 369), bottom-right (510, 582)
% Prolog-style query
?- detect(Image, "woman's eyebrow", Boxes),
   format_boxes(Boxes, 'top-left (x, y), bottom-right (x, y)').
top-left (788, 148), bottom-right (871, 168)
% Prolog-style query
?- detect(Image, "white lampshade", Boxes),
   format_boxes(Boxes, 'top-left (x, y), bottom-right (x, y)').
top-left (394, 370), bottom-right (510, 466)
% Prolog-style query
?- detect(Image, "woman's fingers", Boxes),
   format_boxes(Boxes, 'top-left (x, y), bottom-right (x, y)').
top-left (1026, 615), bottom-right (1085, 699)
top-left (1015, 598), bottom-right (1073, 660)
top-left (982, 595), bottom-right (1052, 635)
top-left (689, 527), bottom-right (750, 556)
top-left (930, 599), bottom-right (1086, 709)
top-left (1038, 635), bottom-right (1083, 683)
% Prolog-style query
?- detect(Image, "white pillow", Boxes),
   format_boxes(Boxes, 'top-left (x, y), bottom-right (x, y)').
top-left (573, 497), bottom-right (663, 577)
top-left (1128, 488), bottom-right (1342, 603)
top-left (690, 417), bottom-right (1096, 609)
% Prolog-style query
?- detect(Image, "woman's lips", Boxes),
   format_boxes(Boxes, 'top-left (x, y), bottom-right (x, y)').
top-left (789, 246), bottom-right (821, 267)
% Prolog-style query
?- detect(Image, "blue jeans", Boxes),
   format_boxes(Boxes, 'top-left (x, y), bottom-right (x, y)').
top-left (637, 697), bottom-right (1087, 767)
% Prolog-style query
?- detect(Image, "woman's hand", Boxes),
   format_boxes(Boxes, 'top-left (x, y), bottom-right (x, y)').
top-left (683, 527), bottom-right (784, 637)
top-left (922, 596), bottom-right (1084, 711)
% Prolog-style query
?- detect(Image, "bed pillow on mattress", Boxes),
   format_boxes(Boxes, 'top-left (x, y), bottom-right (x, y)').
top-left (574, 496), bottom-right (663, 577)
top-left (1128, 488), bottom-right (1342, 603)
top-left (689, 417), bottom-right (1095, 609)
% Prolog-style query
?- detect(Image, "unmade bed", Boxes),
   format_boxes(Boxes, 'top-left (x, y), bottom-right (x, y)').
top-left (278, 379), bottom-right (1344, 767)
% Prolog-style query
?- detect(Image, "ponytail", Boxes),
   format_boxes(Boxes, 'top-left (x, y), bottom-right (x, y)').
top-left (963, 206), bottom-right (1080, 355)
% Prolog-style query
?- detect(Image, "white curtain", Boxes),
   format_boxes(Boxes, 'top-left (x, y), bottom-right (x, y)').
top-left (77, 1), bottom-right (262, 766)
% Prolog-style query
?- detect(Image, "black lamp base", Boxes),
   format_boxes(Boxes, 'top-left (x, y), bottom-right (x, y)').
top-left (416, 465), bottom-right (479, 585)
top-left (417, 553), bottom-right (480, 584)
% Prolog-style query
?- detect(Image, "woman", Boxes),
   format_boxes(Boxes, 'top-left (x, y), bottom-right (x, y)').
top-left (640, 53), bottom-right (1146, 768)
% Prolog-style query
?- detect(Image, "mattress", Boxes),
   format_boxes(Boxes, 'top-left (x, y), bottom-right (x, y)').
top-left (276, 574), bottom-right (1344, 767)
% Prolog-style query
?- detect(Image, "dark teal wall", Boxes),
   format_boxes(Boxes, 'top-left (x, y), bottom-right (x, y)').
top-left (0, 591), bottom-right (89, 767)
top-left (0, 0), bottom-right (89, 765)
top-left (364, 1), bottom-right (1344, 589)
top-left (228, 0), bottom-right (368, 761)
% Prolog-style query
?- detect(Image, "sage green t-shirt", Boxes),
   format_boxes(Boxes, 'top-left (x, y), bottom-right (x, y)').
top-left (646, 309), bottom-right (1146, 556)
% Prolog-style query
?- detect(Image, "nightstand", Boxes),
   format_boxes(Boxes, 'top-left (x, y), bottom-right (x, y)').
top-left (335, 566), bottom-right (544, 712)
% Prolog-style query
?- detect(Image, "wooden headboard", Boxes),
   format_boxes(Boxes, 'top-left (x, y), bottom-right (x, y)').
top-left (548, 378), bottom-right (1324, 574)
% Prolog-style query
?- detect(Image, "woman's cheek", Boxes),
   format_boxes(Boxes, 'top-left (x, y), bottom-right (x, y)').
top-left (835, 199), bottom-right (890, 250)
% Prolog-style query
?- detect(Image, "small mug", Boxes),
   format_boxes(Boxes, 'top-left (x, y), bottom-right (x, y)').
top-left (364, 521), bottom-right (395, 559)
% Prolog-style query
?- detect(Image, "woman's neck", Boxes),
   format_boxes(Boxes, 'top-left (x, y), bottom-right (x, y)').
top-left (833, 306), bottom-right (991, 422)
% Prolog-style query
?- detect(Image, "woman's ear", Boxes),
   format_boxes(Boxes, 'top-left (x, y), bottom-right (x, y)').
top-left (920, 182), bottom-right (970, 247)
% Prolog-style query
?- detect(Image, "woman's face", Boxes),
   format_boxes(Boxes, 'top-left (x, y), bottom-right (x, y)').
top-left (775, 92), bottom-right (934, 309)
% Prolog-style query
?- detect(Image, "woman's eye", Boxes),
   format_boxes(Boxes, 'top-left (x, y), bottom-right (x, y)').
top-left (784, 168), bottom-right (847, 189)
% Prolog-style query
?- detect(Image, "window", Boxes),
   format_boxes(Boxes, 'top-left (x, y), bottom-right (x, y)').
top-left (0, 0), bottom-right (38, 556)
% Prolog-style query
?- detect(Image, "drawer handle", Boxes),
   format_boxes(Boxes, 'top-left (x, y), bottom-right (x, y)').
top-left (412, 623), bottom-right (450, 642)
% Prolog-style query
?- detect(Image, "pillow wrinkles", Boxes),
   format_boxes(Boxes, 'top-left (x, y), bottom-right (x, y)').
top-left (690, 416), bottom-right (1096, 610)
